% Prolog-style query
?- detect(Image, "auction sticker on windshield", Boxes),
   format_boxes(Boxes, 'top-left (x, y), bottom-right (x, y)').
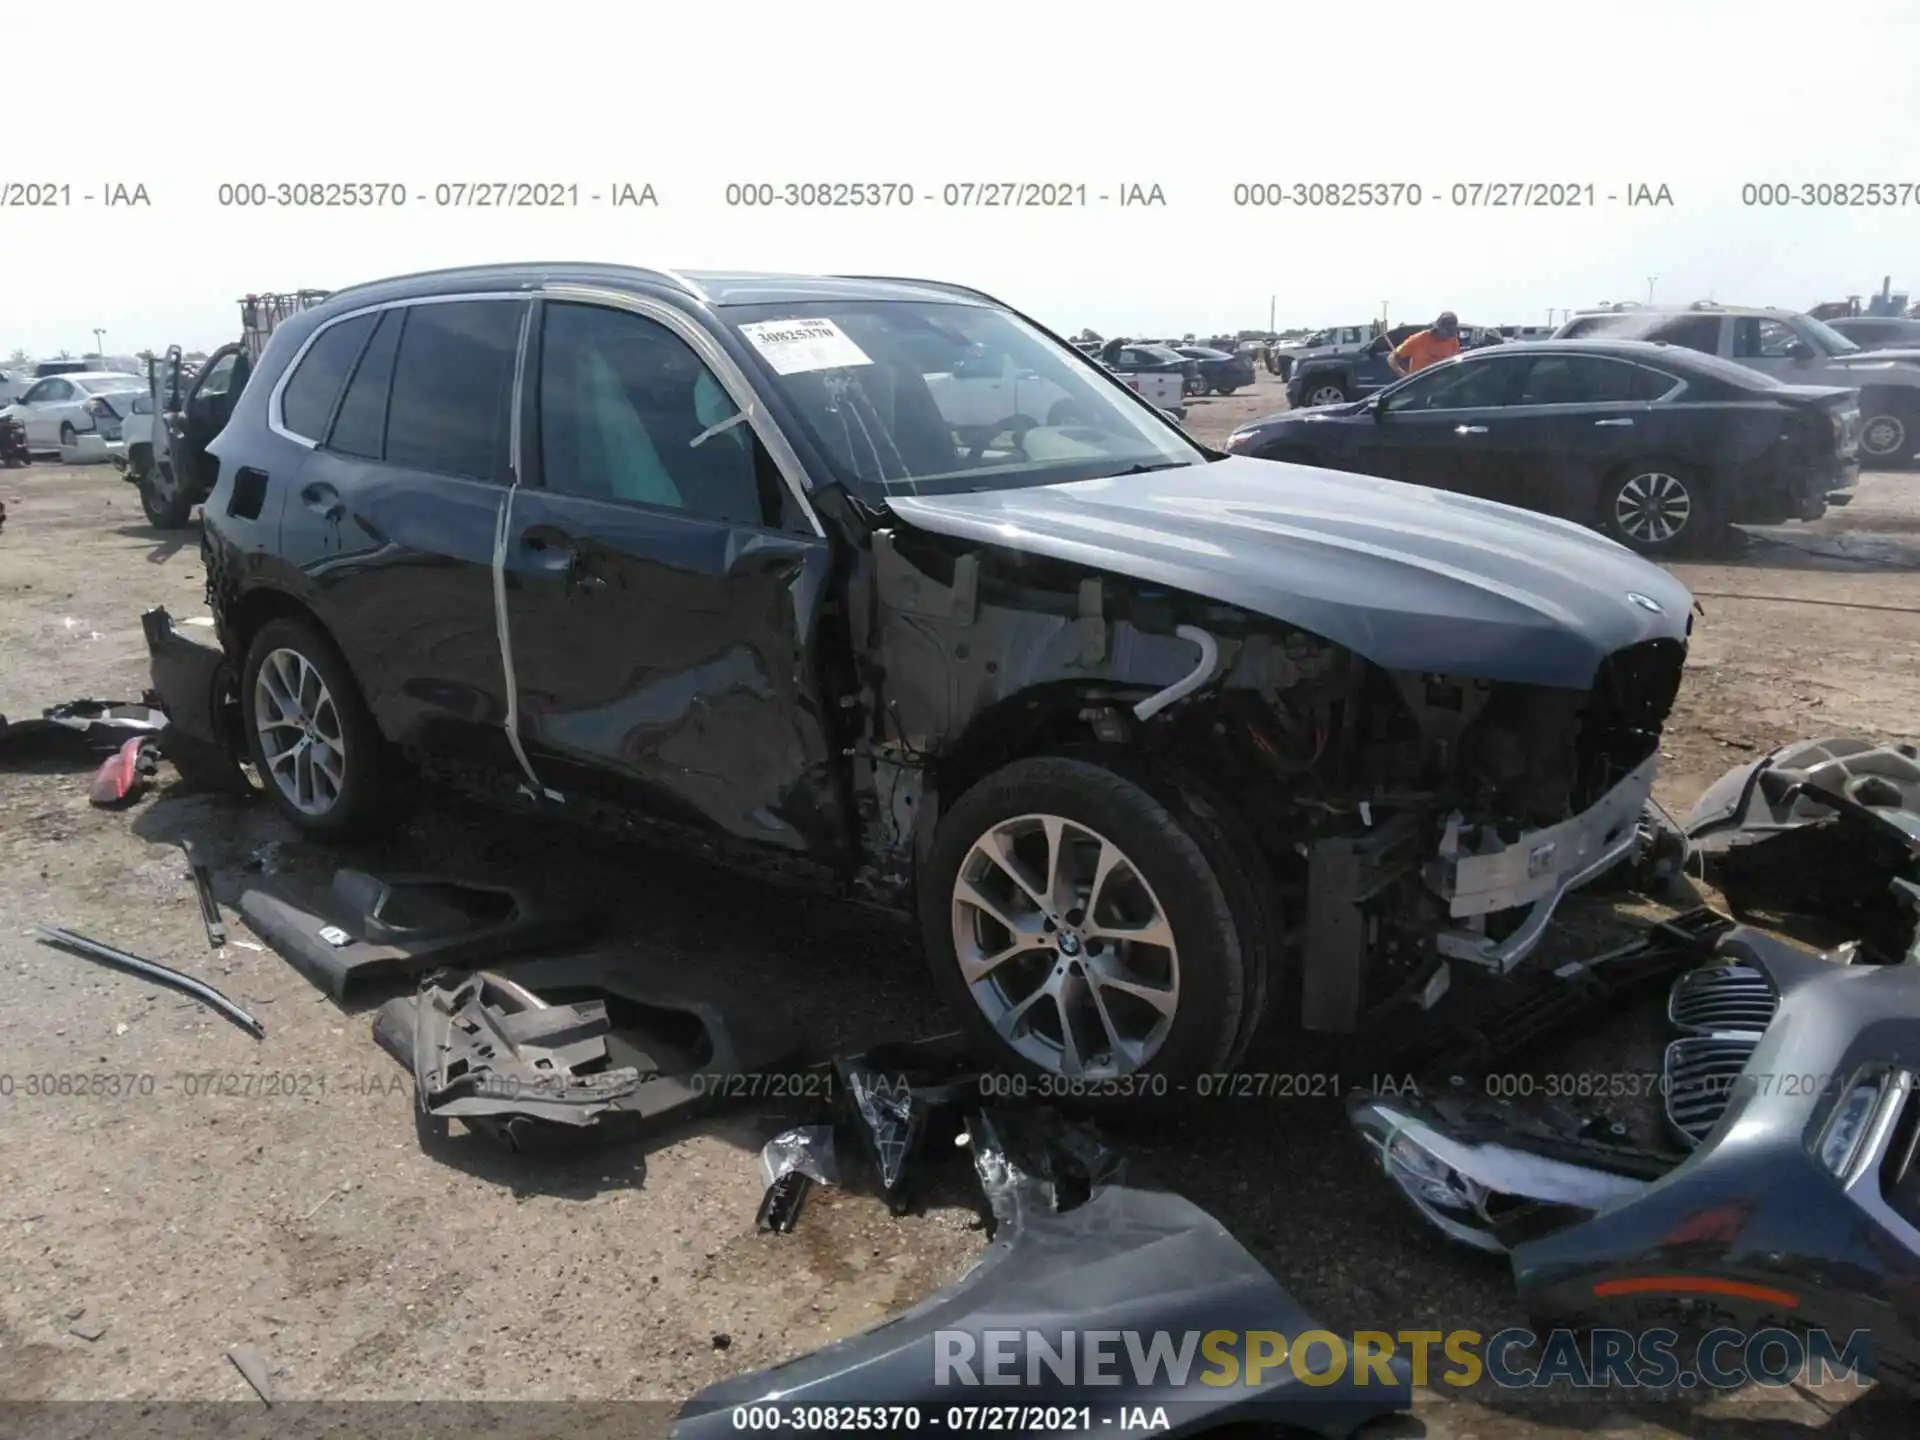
top-left (738, 317), bottom-right (873, 374)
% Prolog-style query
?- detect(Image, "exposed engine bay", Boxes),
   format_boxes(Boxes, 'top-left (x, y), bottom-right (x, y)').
top-left (851, 527), bottom-right (1686, 1033)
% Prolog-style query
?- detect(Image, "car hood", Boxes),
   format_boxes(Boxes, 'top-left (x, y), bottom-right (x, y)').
top-left (885, 457), bottom-right (1692, 689)
top-left (1240, 402), bottom-right (1366, 429)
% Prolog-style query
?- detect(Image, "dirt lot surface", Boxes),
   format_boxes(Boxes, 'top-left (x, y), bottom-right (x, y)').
top-left (2, 386), bottom-right (1916, 1438)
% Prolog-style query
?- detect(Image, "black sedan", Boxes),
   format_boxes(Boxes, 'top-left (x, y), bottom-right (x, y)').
top-left (1227, 339), bottom-right (1862, 554)
top-left (1172, 344), bottom-right (1256, 396)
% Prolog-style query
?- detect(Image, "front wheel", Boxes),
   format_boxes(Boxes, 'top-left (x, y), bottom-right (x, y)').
top-left (139, 461), bottom-right (195, 528)
top-left (1302, 378), bottom-right (1350, 407)
top-left (919, 756), bottom-right (1260, 1083)
top-left (1600, 462), bottom-right (1715, 554)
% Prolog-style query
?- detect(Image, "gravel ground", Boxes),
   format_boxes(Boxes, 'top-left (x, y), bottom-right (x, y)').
top-left (2, 386), bottom-right (1916, 1437)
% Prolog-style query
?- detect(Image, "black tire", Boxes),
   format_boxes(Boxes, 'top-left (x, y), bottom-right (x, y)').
top-left (1300, 376), bottom-right (1351, 407)
top-left (239, 617), bottom-right (394, 840)
top-left (918, 755), bottom-right (1266, 1083)
top-left (139, 462), bottom-right (195, 528)
top-left (1214, 384), bottom-right (1239, 398)
top-left (1599, 459), bottom-right (1717, 555)
top-left (1859, 395), bottom-right (1917, 468)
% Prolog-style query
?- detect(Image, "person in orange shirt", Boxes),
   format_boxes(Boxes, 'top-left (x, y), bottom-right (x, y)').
top-left (1387, 311), bottom-right (1462, 376)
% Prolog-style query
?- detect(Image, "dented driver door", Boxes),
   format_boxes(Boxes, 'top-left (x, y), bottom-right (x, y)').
top-left (500, 296), bottom-right (851, 862)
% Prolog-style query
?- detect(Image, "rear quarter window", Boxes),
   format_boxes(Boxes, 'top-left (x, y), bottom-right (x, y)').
top-left (326, 308), bottom-right (404, 460)
top-left (279, 313), bottom-right (378, 440)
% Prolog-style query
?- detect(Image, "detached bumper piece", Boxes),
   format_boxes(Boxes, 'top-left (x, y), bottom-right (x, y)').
top-left (1346, 908), bottom-right (1740, 1253)
top-left (1684, 736), bottom-right (1920, 961)
top-left (0, 698), bottom-right (165, 767)
top-left (674, 1109), bottom-right (1411, 1440)
top-left (141, 606), bottom-right (253, 795)
top-left (238, 866), bottom-right (593, 1002)
top-left (1512, 918), bottom-right (1920, 1394)
top-left (374, 950), bottom-right (802, 1154)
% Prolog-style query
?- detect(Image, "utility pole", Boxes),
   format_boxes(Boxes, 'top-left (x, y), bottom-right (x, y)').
top-left (1646, 277), bottom-right (1657, 305)
top-left (1268, 295), bottom-right (1275, 333)
top-left (92, 327), bottom-right (107, 358)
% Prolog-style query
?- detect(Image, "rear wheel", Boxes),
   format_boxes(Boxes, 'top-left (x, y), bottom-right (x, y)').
top-left (59, 421), bottom-right (78, 448)
top-left (919, 756), bottom-right (1267, 1083)
top-left (240, 617), bottom-right (393, 839)
top-left (1303, 378), bottom-right (1350, 407)
top-left (1859, 396), bottom-right (1916, 467)
top-left (139, 461), bottom-right (195, 528)
top-left (1601, 461), bottom-right (1715, 555)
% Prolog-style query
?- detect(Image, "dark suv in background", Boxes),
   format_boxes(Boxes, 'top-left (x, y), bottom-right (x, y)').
top-left (1286, 323), bottom-right (1502, 408)
top-left (168, 263), bottom-right (1693, 1084)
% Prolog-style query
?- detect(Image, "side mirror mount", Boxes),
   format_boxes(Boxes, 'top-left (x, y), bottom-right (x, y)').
top-left (1786, 341), bottom-right (1815, 361)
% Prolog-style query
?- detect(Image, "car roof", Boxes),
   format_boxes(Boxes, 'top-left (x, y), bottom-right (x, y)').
top-left (1566, 304), bottom-right (1788, 319)
top-left (36, 370), bottom-right (142, 384)
top-left (311, 262), bottom-right (1003, 313)
top-left (1445, 338), bottom-right (1779, 379)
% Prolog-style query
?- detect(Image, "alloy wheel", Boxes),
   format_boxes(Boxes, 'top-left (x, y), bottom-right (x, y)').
top-left (1306, 384), bottom-right (1347, 406)
top-left (1613, 471), bottom-right (1693, 546)
top-left (253, 647), bottom-right (347, 816)
top-left (950, 813), bottom-right (1181, 1078)
top-left (1862, 414), bottom-right (1907, 460)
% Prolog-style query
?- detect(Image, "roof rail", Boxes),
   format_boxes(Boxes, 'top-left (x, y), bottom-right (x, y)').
top-left (320, 260), bottom-right (696, 302)
top-left (833, 274), bottom-right (1007, 307)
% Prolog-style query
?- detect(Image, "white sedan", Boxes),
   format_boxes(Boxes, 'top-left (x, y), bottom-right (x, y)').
top-left (2, 371), bottom-right (149, 452)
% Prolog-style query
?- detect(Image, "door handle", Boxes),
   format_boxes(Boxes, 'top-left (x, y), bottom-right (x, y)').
top-left (1594, 417), bottom-right (1635, 427)
top-left (300, 482), bottom-right (343, 520)
top-left (1454, 424), bottom-right (1488, 435)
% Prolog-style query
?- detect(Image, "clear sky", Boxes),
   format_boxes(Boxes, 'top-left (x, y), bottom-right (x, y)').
top-left (6, 0), bottom-right (1918, 356)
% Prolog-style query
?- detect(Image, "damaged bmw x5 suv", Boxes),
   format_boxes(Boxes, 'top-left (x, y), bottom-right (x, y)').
top-left (183, 263), bottom-right (1692, 1082)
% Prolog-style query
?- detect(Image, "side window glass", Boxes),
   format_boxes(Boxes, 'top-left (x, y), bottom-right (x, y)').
top-left (1515, 356), bottom-right (1638, 405)
top-left (326, 308), bottom-right (404, 460)
top-left (1648, 316), bottom-right (1721, 354)
top-left (384, 301), bottom-right (523, 482)
top-left (1384, 357), bottom-right (1517, 411)
top-left (1744, 319), bottom-right (1799, 357)
top-left (197, 352), bottom-right (240, 399)
top-left (280, 312), bottom-right (377, 440)
top-left (537, 301), bottom-right (796, 530)
top-left (1633, 366), bottom-right (1679, 401)
top-left (21, 381), bottom-right (52, 403)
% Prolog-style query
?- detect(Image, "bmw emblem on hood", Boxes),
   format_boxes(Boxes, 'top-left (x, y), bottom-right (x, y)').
top-left (1626, 592), bottom-right (1665, 614)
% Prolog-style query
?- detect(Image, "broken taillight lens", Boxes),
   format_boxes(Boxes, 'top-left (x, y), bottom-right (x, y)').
top-left (85, 397), bottom-right (119, 421)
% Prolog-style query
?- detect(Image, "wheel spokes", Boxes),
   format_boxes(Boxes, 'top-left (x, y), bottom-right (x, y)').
top-left (951, 812), bottom-right (1182, 1078)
